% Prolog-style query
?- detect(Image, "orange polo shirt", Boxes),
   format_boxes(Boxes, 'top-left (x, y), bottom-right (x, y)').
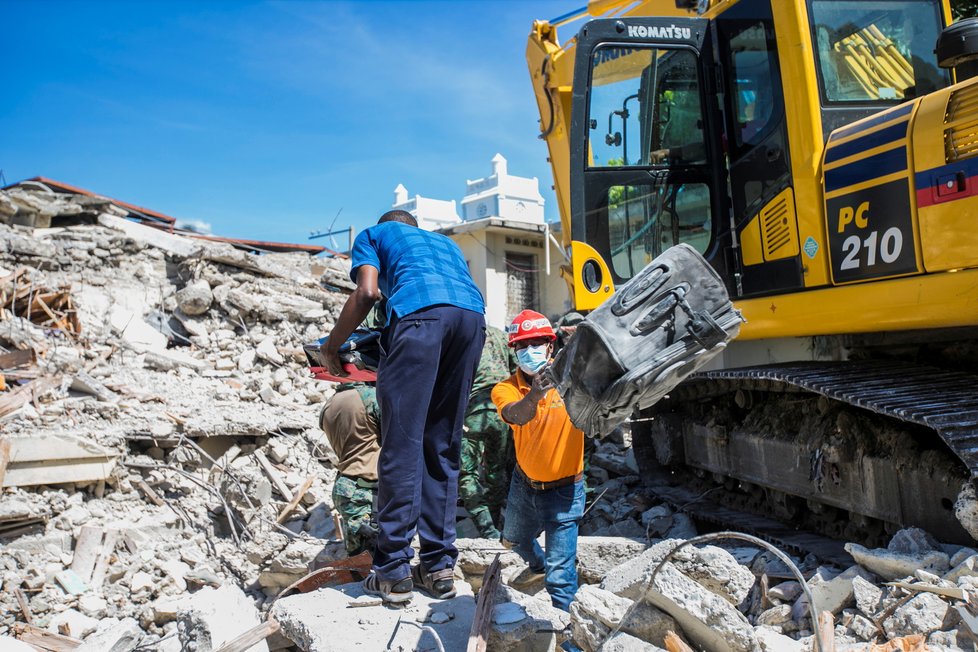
top-left (491, 370), bottom-right (584, 483)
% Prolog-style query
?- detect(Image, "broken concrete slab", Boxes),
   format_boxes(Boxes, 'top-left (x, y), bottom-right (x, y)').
top-left (98, 213), bottom-right (201, 257)
top-left (852, 574), bottom-right (883, 617)
top-left (645, 562), bottom-right (757, 652)
top-left (47, 608), bottom-right (100, 638)
top-left (845, 542), bottom-right (950, 581)
top-left (882, 592), bottom-right (951, 640)
top-left (597, 632), bottom-right (667, 652)
top-left (0, 636), bottom-right (36, 652)
top-left (570, 584), bottom-right (676, 651)
top-left (576, 536), bottom-right (649, 585)
top-left (799, 565), bottom-right (874, 616)
top-left (944, 554), bottom-right (978, 583)
top-left (75, 616), bottom-right (144, 652)
top-left (600, 539), bottom-right (755, 608)
top-left (491, 584), bottom-right (570, 651)
top-left (179, 584), bottom-right (269, 652)
top-left (754, 626), bottom-right (803, 652)
top-left (272, 580), bottom-right (476, 652)
top-left (1, 434), bottom-right (117, 487)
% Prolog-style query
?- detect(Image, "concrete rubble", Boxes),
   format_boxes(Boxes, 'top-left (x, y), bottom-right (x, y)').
top-left (1, 183), bottom-right (977, 651)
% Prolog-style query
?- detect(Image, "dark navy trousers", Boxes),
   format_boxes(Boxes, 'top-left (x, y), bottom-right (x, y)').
top-left (374, 305), bottom-right (486, 581)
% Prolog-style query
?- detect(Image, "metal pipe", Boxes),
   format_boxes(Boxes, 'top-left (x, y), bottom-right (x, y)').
top-left (605, 531), bottom-right (825, 652)
top-left (548, 6), bottom-right (590, 27)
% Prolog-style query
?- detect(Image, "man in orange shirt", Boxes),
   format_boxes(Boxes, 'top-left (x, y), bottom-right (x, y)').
top-left (492, 310), bottom-right (585, 612)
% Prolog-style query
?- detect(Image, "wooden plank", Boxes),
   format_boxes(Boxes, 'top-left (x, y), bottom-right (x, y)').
top-left (15, 587), bottom-right (32, 625)
top-left (214, 617), bottom-right (281, 652)
top-left (466, 553), bottom-right (501, 652)
top-left (885, 580), bottom-right (968, 601)
top-left (70, 526), bottom-right (104, 583)
top-left (664, 632), bottom-right (695, 652)
top-left (255, 450), bottom-right (293, 501)
top-left (819, 611), bottom-right (836, 652)
top-left (135, 479), bottom-right (165, 507)
top-left (70, 371), bottom-right (117, 402)
top-left (0, 437), bottom-right (10, 486)
top-left (276, 474), bottom-right (314, 524)
top-left (0, 348), bottom-right (35, 369)
top-left (88, 529), bottom-right (119, 590)
top-left (12, 622), bottom-right (82, 651)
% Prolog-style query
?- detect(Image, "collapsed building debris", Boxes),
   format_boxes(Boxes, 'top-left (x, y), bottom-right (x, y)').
top-left (1, 182), bottom-right (977, 651)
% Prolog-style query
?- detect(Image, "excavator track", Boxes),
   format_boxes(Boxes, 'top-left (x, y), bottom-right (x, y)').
top-left (637, 360), bottom-right (978, 546)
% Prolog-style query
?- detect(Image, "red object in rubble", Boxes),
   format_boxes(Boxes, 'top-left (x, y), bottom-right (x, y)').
top-left (309, 364), bottom-right (377, 383)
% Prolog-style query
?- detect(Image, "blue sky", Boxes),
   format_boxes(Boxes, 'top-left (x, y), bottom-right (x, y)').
top-left (1, 0), bottom-right (573, 247)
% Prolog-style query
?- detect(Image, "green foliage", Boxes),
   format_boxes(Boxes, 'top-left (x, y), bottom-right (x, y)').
top-left (953, 0), bottom-right (978, 19)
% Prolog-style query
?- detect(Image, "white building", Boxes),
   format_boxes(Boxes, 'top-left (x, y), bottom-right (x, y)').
top-left (392, 154), bottom-right (569, 329)
top-left (391, 183), bottom-right (461, 232)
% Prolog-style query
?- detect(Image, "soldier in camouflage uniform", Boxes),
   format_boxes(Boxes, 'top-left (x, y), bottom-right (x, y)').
top-left (318, 301), bottom-right (388, 556)
top-left (459, 325), bottom-right (517, 538)
top-left (320, 383), bottom-right (382, 557)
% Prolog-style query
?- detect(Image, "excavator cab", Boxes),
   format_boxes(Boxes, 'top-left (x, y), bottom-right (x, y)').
top-left (565, 0), bottom-right (951, 310)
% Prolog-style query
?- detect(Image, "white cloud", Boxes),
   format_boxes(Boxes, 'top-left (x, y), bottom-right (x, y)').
top-left (175, 218), bottom-right (213, 235)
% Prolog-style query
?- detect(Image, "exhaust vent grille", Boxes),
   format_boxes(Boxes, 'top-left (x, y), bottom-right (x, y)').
top-left (945, 82), bottom-right (978, 162)
top-left (760, 188), bottom-right (798, 260)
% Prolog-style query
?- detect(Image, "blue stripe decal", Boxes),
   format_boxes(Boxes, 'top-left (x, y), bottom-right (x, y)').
top-left (914, 156), bottom-right (978, 189)
top-left (825, 147), bottom-right (907, 193)
top-left (829, 103), bottom-right (914, 142)
top-left (824, 121), bottom-right (909, 165)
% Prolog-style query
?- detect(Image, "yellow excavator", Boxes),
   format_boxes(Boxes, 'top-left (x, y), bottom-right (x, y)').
top-left (527, 0), bottom-right (978, 546)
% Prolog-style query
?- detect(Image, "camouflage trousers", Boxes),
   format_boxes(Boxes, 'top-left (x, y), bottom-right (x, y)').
top-left (332, 475), bottom-right (378, 557)
top-left (459, 405), bottom-right (513, 534)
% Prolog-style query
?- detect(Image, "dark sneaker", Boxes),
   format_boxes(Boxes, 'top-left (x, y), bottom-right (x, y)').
top-left (411, 564), bottom-right (457, 600)
top-left (362, 572), bottom-right (413, 603)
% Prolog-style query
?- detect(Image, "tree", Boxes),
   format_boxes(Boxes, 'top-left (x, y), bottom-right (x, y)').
top-left (953, 0), bottom-right (978, 20)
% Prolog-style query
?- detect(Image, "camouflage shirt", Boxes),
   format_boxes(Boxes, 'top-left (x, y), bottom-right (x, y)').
top-left (470, 326), bottom-right (516, 397)
top-left (334, 383), bottom-right (381, 426)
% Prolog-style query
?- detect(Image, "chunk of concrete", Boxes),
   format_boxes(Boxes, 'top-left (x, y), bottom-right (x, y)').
top-left (852, 575), bottom-right (883, 618)
top-left (272, 580), bottom-right (476, 652)
top-left (799, 565), bottom-right (873, 616)
top-left (845, 542), bottom-right (949, 581)
top-left (601, 539), bottom-right (754, 607)
top-left (491, 584), bottom-right (570, 651)
top-left (176, 280), bottom-right (213, 316)
top-left (47, 608), bottom-right (99, 638)
top-left (598, 632), bottom-right (667, 652)
top-left (882, 592), bottom-right (950, 640)
top-left (888, 527), bottom-right (940, 555)
top-left (179, 584), bottom-right (269, 652)
top-left (754, 626), bottom-right (803, 652)
top-left (645, 563), bottom-right (757, 652)
top-left (75, 617), bottom-right (144, 652)
top-left (570, 584), bottom-right (677, 651)
top-left (577, 536), bottom-right (649, 584)
top-left (757, 605), bottom-right (792, 627)
top-left (768, 581), bottom-right (802, 603)
top-left (0, 637), bottom-right (37, 652)
top-left (945, 554), bottom-right (978, 583)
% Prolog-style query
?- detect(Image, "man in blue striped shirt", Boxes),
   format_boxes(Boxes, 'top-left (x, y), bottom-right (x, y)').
top-left (322, 210), bottom-right (486, 603)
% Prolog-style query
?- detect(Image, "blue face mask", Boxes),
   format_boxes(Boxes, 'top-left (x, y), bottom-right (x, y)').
top-left (516, 344), bottom-right (549, 375)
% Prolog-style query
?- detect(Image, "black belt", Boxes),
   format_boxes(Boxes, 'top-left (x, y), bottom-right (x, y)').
top-left (516, 466), bottom-right (583, 491)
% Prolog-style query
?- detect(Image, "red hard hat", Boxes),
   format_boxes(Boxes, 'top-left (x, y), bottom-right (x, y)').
top-left (507, 310), bottom-right (556, 347)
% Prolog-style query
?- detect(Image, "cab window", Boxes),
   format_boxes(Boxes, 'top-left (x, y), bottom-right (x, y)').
top-left (810, 0), bottom-right (948, 103)
top-left (588, 47), bottom-right (706, 167)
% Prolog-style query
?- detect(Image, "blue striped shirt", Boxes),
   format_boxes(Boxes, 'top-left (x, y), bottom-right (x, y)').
top-left (350, 222), bottom-right (485, 320)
